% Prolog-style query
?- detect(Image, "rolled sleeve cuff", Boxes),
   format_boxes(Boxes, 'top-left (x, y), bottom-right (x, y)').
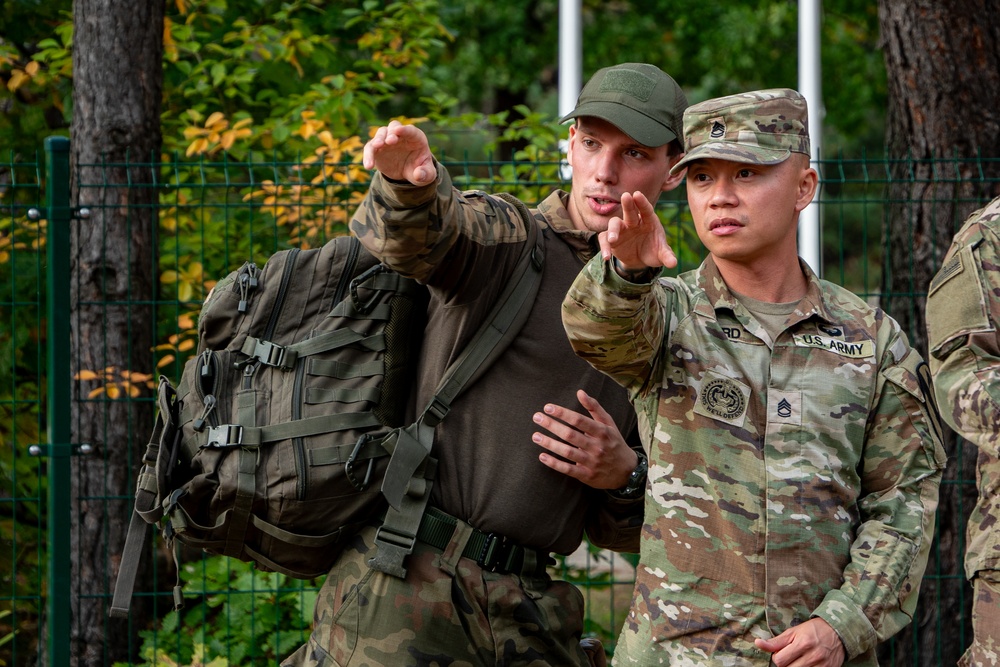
top-left (812, 590), bottom-right (877, 660)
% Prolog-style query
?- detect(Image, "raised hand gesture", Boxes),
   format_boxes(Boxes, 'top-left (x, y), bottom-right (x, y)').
top-left (362, 120), bottom-right (436, 186)
top-left (600, 191), bottom-right (677, 272)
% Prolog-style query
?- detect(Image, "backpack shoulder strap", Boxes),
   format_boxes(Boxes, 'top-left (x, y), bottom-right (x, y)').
top-left (370, 193), bottom-right (546, 577)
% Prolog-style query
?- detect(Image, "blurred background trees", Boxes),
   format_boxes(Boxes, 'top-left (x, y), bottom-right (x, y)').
top-left (3, 1), bottom-right (999, 665)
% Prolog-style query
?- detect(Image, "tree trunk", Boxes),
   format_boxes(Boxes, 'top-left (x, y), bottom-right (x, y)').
top-left (68, 1), bottom-right (163, 665)
top-left (878, 1), bottom-right (1000, 663)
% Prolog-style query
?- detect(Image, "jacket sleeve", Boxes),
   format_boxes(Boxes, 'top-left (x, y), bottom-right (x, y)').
top-left (561, 254), bottom-right (668, 400)
top-left (926, 221), bottom-right (1000, 457)
top-left (349, 163), bottom-right (530, 298)
top-left (584, 428), bottom-right (646, 553)
top-left (811, 329), bottom-right (947, 659)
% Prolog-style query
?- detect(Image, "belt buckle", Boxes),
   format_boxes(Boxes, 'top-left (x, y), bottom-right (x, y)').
top-left (477, 532), bottom-right (514, 573)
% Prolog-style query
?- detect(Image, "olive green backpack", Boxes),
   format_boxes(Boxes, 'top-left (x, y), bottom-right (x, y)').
top-left (110, 193), bottom-right (543, 618)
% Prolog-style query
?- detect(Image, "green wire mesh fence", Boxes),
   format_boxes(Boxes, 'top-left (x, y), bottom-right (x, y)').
top-left (1, 141), bottom-right (995, 666)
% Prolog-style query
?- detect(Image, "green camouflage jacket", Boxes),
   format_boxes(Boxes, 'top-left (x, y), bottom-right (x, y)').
top-left (926, 195), bottom-right (1000, 580)
top-left (562, 255), bottom-right (946, 666)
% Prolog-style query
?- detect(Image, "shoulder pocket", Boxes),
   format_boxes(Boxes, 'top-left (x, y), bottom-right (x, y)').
top-left (927, 244), bottom-right (992, 357)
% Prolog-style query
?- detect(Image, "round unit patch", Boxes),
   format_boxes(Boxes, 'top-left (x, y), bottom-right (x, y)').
top-left (700, 377), bottom-right (747, 420)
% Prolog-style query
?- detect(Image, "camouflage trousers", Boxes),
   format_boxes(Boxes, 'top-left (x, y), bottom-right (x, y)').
top-left (281, 523), bottom-right (591, 667)
top-left (958, 571), bottom-right (1000, 667)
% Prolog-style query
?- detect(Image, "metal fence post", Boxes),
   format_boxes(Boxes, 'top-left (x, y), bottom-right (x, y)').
top-left (44, 135), bottom-right (71, 667)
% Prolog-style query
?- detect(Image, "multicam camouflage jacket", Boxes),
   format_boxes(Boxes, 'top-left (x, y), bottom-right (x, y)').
top-left (926, 195), bottom-right (1000, 581)
top-left (562, 255), bottom-right (946, 666)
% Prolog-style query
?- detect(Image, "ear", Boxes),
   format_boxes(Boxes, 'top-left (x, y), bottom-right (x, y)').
top-left (794, 163), bottom-right (819, 212)
top-left (661, 152), bottom-right (686, 193)
top-left (566, 123), bottom-right (577, 163)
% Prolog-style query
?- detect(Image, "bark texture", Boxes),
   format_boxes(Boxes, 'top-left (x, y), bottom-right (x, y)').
top-left (68, 1), bottom-right (164, 664)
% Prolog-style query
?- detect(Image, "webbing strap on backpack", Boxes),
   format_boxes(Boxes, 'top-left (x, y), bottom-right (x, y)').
top-left (369, 193), bottom-right (546, 578)
top-left (110, 379), bottom-right (179, 618)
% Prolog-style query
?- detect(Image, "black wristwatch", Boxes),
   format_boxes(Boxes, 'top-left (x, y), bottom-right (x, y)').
top-left (611, 450), bottom-right (648, 499)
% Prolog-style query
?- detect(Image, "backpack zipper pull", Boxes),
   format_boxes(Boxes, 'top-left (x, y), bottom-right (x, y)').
top-left (193, 394), bottom-right (217, 432)
top-left (237, 264), bottom-right (259, 313)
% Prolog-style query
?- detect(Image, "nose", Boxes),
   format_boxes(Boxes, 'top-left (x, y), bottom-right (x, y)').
top-left (594, 152), bottom-right (619, 185)
top-left (708, 178), bottom-right (737, 208)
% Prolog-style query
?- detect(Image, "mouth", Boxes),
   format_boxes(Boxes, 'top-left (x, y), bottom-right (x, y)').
top-left (709, 218), bottom-right (743, 235)
top-left (588, 195), bottom-right (620, 216)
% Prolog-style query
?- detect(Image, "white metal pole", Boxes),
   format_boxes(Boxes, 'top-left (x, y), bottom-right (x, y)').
top-left (798, 0), bottom-right (823, 276)
top-left (559, 0), bottom-right (582, 179)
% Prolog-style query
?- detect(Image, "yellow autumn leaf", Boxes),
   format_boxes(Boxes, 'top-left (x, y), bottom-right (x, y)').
top-left (157, 354), bottom-right (176, 368)
top-left (161, 270), bottom-right (179, 284)
top-left (25, 61), bottom-right (40, 76)
top-left (178, 313), bottom-right (195, 329)
top-left (76, 370), bottom-right (101, 381)
top-left (106, 384), bottom-right (121, 400)
top-left (87, 387), bottom-right (105, 399)
top-left (178, 339), bottom-right (195, 352)
top-left (178, 281), bottom-right (193, 302)
top-left (205, 112), bottom-right (226, 129)
top-left (7, 69), bottom-right (28, 92)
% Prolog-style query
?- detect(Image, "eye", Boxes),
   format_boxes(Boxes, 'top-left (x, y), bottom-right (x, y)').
top-left (626, 148), bottom-right (647, 160)
top-left (737, 167), bottom-right (754, 178)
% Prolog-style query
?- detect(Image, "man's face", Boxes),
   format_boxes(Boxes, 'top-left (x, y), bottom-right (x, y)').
top-left (565, 117), bottom-right (680, 233)
top-left (685, 155), bottom-right (815, 268)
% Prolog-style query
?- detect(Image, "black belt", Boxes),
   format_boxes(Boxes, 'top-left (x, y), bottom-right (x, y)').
top-left (416, 507), bottom-right (552, 577)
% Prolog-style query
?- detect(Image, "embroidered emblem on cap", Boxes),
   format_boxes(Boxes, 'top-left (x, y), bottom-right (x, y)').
top-left (710, 119), bottom-right (726, 138)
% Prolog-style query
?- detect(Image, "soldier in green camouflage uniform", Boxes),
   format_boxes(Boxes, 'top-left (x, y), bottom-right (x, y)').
top-left (282, 63), bottom-right (689, 666)
top-left (562, 89), bottom-right (946, 666)
top-left (925, 197), bottom-right (1000, 666)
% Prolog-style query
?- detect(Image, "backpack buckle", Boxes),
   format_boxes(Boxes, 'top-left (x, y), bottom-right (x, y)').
top-left (251, 339), bottom-right (289, 368)
top-left (204, 424), bottom-right (243, 448)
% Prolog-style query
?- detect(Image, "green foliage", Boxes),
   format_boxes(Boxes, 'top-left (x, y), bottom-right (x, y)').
top-left (117, 556), bottom-right (319, 667)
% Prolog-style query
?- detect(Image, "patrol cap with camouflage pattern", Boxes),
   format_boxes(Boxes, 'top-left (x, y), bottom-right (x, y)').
top-left (559, 63), bottom-right (687, 148)
top-left (670, 88), bottom-right (811, 174)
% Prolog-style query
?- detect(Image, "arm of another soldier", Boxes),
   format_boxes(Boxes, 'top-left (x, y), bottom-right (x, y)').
top-left (809, 332), bottom-right (947, 660)
top-left (926, 217), bottom-right (1000, 455)
top-left (561, 192), bottom-right (675, 397)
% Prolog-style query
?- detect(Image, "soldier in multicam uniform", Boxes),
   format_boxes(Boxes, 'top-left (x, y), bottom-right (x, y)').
top-left (562, 88), bottom-right (946, 666)
top-left (925, 197), bottom-right (1000, 666)
top-left (281, 63), bottom-right (689, 666)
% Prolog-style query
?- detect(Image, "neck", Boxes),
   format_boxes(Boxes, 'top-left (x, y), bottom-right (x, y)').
top-left (713, 254), bottom-right (808, 304)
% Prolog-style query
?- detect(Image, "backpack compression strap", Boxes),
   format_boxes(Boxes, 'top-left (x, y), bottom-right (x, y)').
top-left (370, 193), bottom-right (546, 578)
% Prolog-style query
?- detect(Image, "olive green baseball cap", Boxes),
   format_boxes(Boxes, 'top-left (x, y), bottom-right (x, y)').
top-left (559, 63), bottom-right (687, 148)
top-left (670, 88), bottom-right (811, 174)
